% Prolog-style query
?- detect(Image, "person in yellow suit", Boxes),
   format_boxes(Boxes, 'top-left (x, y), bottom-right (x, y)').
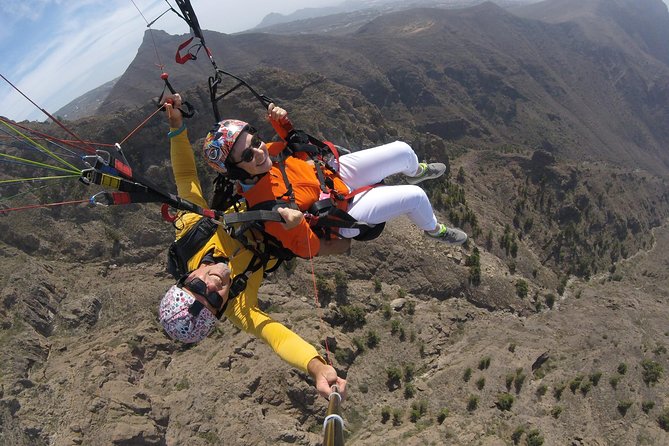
top-left (158, 94), bottom-right (345, 400)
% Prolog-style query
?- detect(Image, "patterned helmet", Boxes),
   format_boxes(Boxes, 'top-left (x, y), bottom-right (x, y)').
top-left (159, 285), bottom-right (217, 343)
top-left (203, 119), bottom-right (250, 174)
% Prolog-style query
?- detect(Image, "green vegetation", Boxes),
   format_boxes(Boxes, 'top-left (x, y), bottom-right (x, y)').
top-left (653, 344), bottom-right (667, 355)
top-left (545, 293), bottom-right (556, 309)
top-left (374, 278), bottom-right (382, 293)
top-left (366, 330), bottom-right (380, 348)
top-left (316, 274), bottom-right (335, 299)
top-left (536, 384), bottom-right (547, 396)
top-left (463, 367), bottom-right (472, 382)
top-left (590, 371), bottom-right (602, 386)
top-left (511, 426), bottom-right (525, 445)
top-left (514, 368), bottom-right (526, 393)
top-left (381, 407), bottom-right (391, 424)
top-left (478, 356), bottom-right (491, 370)
top-left (496, 393), bottom-right (515, 411)
top-left (476, 377), bottom-right (485, 390)
top-left (485, 230), bottom-right (494, 251)
top-left (553, 383), bottom-right (566, 401)
top-left (175, 377), bottom-right (190, 391)
top-left (641, 401), bottom-right (655, 414)
top-left (196, 431), bottom-right (220, 444)
top-left (526, 430), bottom-right (544, 446)
top-left (405, 300), bottom-right (416, 315)
top-left (456, 166), bottom-right (466, 183)
top-left (640, 359), bottom-right (663, 386)
top-left (403, 364), bottom-right (415, 382)
top-left (392, 408), bottom-right (403, 426)
top-left (386, 367), bottom-right (402, 390)
top-left (579, 379), bottom-right (592, 396)
top-left (391, 319), bottom-right (401, 335)
top-left (409, 400), bottom-right (428, 423)
top-left (617, 400), bottom-right (633, 416)
top-left (506, 373), bottom-right (515, 391)
top-left (466, 247), bottom-right (481, 285)
top-left (467, 395), bottom-right (479, 412)
top-left (508, 342), bottom-right (517, 353)
top-left (334, 348), bottom-right (355, 365)
top-left (499, 224), bottom-right (518, 258)
top-left (403, 382), bottom-right (415, 399)
top-left (352, 337), bottom-right (365, 352)
top-left (617, 363), bottom-right (627, 375)
top-left (609, 375), bottom-right (620, 389)
top-left (334, 271), bottom-right (347, 296)
top-left (436, 408), bottom-right (450, 424)
top-left (569, 375), bottom-right (585, 393)
top-left (339, 305), bottom-right (366, 330)
top-left (557, 276), bottom-right (568, 296)
top-left (382, 303), bottom-right (392, 320)
top-left (516, 280), bottom-right (529, 298)
top-left (659, 408), bottom-right (669, 432)
top-left (551, 406), bottom-right (562, 419)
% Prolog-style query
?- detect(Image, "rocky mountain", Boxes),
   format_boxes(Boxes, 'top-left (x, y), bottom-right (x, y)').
top-left (1, 0), bottom-right (669, 445)
top-left (54, 78), bottom-right (118, 121)
top-left (97, 0), bottom-right (669, 175)
top-left (251, 0), bottom-right (538, 35)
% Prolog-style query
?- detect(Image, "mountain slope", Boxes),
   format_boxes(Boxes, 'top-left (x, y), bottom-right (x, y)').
top-left (99, 1), bottom-right (669, 175)
top-left (2, 1), bottom-right (669, 444)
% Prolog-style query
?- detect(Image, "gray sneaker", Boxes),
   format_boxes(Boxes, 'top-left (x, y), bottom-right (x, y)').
top-left (425, 224), bottom-right (468, 245)
top-left (406, 162), bottom-right (447, 185)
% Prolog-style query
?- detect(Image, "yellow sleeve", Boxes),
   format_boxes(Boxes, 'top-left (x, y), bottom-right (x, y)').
top-left (170, 129), bottom-right (208, 209)
top-left (223, 267), bottom-right (323, 372)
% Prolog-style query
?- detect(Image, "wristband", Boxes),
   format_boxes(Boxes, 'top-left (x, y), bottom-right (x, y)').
top-left (167, 123), bottom-right (187, 138)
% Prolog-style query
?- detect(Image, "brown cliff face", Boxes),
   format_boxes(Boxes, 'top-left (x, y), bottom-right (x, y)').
top-left (3, 1), bottom-right (669, 444)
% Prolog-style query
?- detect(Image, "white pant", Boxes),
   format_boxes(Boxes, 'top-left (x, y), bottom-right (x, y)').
top-left (335, 141), bottom-right (438, 238)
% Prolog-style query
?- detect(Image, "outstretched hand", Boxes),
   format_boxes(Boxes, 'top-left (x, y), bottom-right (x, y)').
top-left (308, 358), bottom-right (347, 401)
top-left (162, 93), bottom-right (183, 129)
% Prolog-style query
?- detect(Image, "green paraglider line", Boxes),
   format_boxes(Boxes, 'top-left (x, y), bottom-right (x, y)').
top-left (0, 118), bottom-right (81, 172)
top-left (0, 152), bottom-right (81, 174)
top-left (0, 173), bottom-right (81, 185)
top-left (0, 184), bottom-right (50, 204)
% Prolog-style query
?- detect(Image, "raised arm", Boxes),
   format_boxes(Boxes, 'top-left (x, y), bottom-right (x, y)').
top-left (267, 102), bottom-right (294, 140)
top-left (164, 95), bottom-right (207, 209)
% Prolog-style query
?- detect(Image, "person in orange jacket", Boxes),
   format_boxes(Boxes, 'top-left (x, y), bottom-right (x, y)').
top-left (202, 101), bottom-right (467, 259)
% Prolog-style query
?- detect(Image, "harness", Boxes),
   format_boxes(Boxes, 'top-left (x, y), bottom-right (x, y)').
top-left (166, 212), bottom-right (286, 318)
top-left (225, 129), bottom-right (386, 243)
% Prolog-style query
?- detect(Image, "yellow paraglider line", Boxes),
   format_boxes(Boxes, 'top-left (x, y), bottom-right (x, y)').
top-left (0, 119), bottom-right (81, 172)
top-left (0, 152), bottom-right (81, 175)
top-left (0, 184), bottom-right (49, 203)
top-left (0, 174), bottom-right (81, 185)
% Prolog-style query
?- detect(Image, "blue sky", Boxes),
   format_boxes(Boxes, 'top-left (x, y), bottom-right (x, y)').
top-left (0, 0), bottom-right (340, 121)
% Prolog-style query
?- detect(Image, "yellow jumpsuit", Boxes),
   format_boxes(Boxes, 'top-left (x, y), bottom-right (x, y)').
top-left (170, 129), bottom-right (323, 372)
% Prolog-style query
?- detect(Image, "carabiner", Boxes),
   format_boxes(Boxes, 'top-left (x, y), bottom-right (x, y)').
top-left (89, 191), bottom-right (112, 207)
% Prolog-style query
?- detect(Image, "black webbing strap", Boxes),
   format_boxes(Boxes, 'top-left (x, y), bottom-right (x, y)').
top-left (223, 210), bottom-right (284, 225)
top-left (167, 217), bottom-right (220, 279)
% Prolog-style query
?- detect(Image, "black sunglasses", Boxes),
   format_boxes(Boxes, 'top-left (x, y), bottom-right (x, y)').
top-left (177, 275), bottom-right (224, 317)
top-left (230, 132), bottom-right (262, 165)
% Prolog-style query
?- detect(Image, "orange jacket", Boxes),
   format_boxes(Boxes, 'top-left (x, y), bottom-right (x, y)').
top-left (239, 139), bottom-right (349, 258)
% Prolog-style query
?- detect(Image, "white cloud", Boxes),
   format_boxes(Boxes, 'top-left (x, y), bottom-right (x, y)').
top-left (0, 0), bottom-right (340, 121)
top-left (0, 0), bottom-right (52, 21)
